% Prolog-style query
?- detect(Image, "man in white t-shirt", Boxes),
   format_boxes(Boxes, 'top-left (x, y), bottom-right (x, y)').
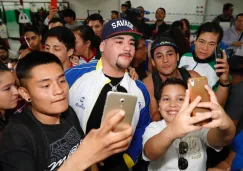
top-left (142, 77), bottom-right (235, 171)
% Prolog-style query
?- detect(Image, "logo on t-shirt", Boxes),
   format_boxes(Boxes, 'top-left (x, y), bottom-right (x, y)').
top-left (47, 127), bottom-right (82, 171)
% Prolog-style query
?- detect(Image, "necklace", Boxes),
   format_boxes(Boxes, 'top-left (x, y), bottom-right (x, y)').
top-left (109, 80), bottom-right (122, 92)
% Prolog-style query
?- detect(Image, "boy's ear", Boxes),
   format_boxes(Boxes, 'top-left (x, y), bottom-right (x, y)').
top-left (177, 53), bottom-right (179, 62)
top-left (151, 58), bottom-right (155, 67)
top-left (67, 48), bottom-right (74, 57)
top-left (18, 87), bottom-right (31, 102)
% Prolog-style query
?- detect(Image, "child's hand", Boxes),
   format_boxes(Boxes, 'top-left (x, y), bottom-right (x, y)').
top-left (196, 85), bottom-right (231, 130)
top-left (129, 66), bottom-right (138, 80)
top-left (167, 90), bottom-right (211, 139)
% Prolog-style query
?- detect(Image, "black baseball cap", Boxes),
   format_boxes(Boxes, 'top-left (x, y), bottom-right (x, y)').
top-left (151, 37), bottom-right (178, 58)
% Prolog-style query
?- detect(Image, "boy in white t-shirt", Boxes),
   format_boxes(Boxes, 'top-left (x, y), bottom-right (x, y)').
top-left (143, 77), bottom-right (235, 171)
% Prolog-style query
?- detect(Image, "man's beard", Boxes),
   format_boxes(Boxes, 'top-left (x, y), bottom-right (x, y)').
top-left (115, 54), bottom-right (132, 69)
top-left (0, 55), bottom-right (8, 61)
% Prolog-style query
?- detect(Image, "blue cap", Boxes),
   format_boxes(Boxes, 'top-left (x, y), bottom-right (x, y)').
top-left (101, 18), bottom-right (143, 41)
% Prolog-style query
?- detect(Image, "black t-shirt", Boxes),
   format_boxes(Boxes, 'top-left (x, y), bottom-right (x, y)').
top-left (43, 119), bottom-right (82, 171)
top-left (0, 107), bottom-right (84, 171)
top-left (86, 75), bottom-right (129, 171)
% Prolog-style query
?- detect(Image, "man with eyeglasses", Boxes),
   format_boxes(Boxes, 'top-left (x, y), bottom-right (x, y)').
top-left (179, 22), bottom-right (231, 107)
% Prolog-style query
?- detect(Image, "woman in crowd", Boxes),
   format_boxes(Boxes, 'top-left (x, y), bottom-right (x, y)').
top-left (181, 18), bottom-right (191, 47)
top-left (73, 25), bottom-right (101, 64)
top-left (0, 62), bottom-right (18, 134)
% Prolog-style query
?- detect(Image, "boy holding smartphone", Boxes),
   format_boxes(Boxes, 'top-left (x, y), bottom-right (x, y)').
top-left (143, 77), bottom-right (235, 171)
top-left (0, 51), bottom-right (133, 171)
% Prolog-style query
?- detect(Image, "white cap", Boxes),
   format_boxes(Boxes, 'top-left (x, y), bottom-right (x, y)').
top-left (0, 19), bottom-right (2, 22)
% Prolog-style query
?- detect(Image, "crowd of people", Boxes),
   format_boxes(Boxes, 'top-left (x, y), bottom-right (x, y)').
top-left (0, 1), bottom-right (243, 171)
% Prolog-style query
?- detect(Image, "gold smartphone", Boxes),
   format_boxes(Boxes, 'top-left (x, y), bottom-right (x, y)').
top-left (188, 77), bottom-right (212, 126)
top-left (102, 92), bottom-right (138, 132)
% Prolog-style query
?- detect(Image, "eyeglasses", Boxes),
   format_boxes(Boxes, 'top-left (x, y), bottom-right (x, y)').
top-left (178, 141), bottom-right (188, 170)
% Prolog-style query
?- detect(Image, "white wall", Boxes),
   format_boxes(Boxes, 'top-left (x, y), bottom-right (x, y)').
top-left (204, 0), bottom-right (243, 22)
top-left (120, 0), bottom-right (206, 24)
top-left (119, 0), bottom-right (243, 24)
top-left (69, 0), bottom-right (120, 20)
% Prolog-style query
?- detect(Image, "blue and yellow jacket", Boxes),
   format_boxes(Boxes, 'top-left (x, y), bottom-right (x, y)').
top-left (65, 59), bottom-right (151, 168)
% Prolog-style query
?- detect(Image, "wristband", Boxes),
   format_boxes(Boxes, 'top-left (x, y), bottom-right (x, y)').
top-left (219, 81), bottom-right (232, 87)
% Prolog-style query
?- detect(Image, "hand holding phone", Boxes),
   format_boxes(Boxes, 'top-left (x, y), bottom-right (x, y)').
top-left (102, 92), bottom-right (137, 132)
top-left (188, 77), bottom-right (212, 126)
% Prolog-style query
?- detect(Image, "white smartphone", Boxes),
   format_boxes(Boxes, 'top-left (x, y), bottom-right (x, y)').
top-left (102, 92), bottom-right (138, 132)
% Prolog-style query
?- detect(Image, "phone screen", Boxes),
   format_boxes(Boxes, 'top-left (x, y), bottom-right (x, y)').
top-left (214, 46), bottom-right (223, 60)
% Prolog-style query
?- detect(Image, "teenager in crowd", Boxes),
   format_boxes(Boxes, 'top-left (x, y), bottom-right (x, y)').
top-left (73, 25), bottom-right (101, 64)
top-left (20, 24), bottom-right (43, 58)
top-left (143, 36), bottom-right (200, 121)
top-left (44, 26), bottom-right (75, 70)
top-left (0, 63), bottom-right (18, 134)
top-left (86, 13), bottom-right (104, 38)
top-left (0, 51), bottom-right (133, 171)
top-left (143, 77), bottom-right (235, 171)
top-left (48, 18), bottom-right (65, 29)
top-left (179, 22), bottom-right (231, 107)
top-left (63, 9), bottom-right (83, 30)
top-left (181, 18), bottom-right (191, 47)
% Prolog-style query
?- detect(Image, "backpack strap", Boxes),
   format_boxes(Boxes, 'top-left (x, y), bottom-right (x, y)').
top-left (179, 67), bottom-right (191, 85)
top-left (238, 32), bottom-right (243, 41)
top-left (152, 70), bottom-right (163, 101)
top-left (20, 109), bottom-right (50, 171)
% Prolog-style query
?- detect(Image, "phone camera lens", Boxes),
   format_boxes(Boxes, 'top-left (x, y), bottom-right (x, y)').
top-left (120, 98), bottom-right (125, 104)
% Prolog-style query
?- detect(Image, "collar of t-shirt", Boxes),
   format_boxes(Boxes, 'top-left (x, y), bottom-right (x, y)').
top-left (79, 48), bottom-right (97, 63)
top-left (192, 50), bottom-right (215, 63)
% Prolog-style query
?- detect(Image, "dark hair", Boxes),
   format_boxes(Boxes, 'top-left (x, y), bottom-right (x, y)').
top-left (236, 13), bottom-right (243, 20)
top-left (19, 43), bottom-right (28, 51)
top-left (23, 24), bottom-right (40, 35)
top-left (137, 6), bottom-right (144, 9)
top-left (48, 17), bottom-right (65, 26)
top-left (0, 62), bottom-right (10, 72)
top-left (125, 1), bottom-right (132, 8)
top-left (171, 20), bottom-right (183, 30)
top-left (16, 51), bottom-right (63, 86)
top-left (0, 46), bottom-right (9, 53)
top-left (111, 10), bottom-right (119, 16)
top-left (135, 36), bottom-right (145, 50)
top-left (63, 9), bottom-right (76, 20)
top-left (43, 26), bottom-right (75, 51)
top-left (8, 58), bottom-right (18, 63)
top-left (181, 18), bottom-right (190, 39)
top-left (196, 22), bottom-right (223, 44)
top-left (87, 13), bottom-right (104, 24)
top-left (73, 25), bottom-right (98, 49)
top-left (121, 4), bottom-right (128, 7)
top-left (159, 77), bottom-right (187, 100)
top-left (156, 7), bottom-right (166, 15)
top-left (223, 3), bottom-right (233, 12)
